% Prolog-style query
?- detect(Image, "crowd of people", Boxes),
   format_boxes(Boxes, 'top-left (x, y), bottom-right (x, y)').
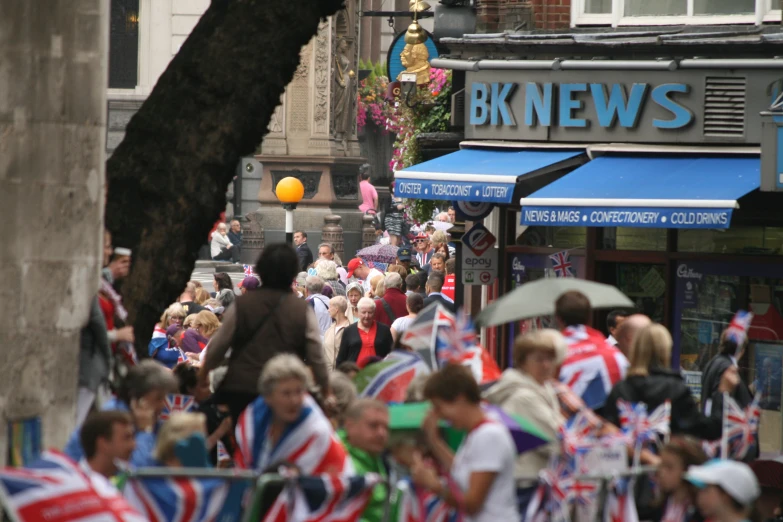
top-left (62, 216), bottom-right (782, 522)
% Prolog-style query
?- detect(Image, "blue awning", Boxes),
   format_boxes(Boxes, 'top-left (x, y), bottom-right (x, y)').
top-left (519, 156), bottom-right (760, 229)
top-left (394, 149), bottom-right (585, 204)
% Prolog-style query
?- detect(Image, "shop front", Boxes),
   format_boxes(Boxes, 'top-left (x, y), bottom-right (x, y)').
top-left (402, 40), bottom-right (783, 450)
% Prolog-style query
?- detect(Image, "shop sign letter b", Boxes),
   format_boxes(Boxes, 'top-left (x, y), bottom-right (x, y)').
top-left (470, 83), bottom-right (517, 126)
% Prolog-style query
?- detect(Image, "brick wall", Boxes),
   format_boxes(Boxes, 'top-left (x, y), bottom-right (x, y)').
top-left (476, 0), bottom-right (571, 32)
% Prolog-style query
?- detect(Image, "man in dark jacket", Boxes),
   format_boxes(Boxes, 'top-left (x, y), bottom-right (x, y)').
top-left (337, 298), bottom-right (393, 365)
top-left (422, 271), bottom-right (455, 313)
top-left (228, 219), bottom-right (242, 256)
top-left (293, 230), bottom-right (314, 271)
top-left (701, 331), bottom-right (754, 414)
top-left (374, 273), bottom-right (408, 326)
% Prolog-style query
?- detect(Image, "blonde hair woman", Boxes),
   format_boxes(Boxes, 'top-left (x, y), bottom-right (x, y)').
top-left (194, 287), bottom-right (210, 305)
top-left (369, 275), bottom-right (385, 298)
top-left (324, 296), bottom-right (350, 371)
top-left (149, 303), bottom-right (187, 365)
top-left (154, 412), bottom-right (208, 466)
top-left (484, 329), bottom-right (566, 485)
top-left (604, 323), bottom-right (734, 441)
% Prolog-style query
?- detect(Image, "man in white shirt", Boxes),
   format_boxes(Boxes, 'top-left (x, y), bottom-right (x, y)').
top-left (79, 411), bottom-right (136, 485)
top-left (346, 258), bottom-right (382, 295)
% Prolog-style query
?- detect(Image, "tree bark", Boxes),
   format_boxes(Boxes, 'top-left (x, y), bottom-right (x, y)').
top-left (106, 0), bottom-right (345, 352)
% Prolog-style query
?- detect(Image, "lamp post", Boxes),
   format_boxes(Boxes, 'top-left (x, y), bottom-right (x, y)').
top-left (275, 177), bottom-right (305, 245)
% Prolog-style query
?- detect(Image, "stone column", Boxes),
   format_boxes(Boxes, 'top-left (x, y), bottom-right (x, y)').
top-left (242, 210), bottom-right (266, 264)
top-left (322, 215), bottom-right (344, 263)
top-left (0, 1), bottom-right (108, 464)
top-left (362, 214), bottom-right (377, 248)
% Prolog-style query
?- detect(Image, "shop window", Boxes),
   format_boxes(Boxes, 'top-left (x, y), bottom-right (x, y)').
top-left (678, 227), bottom-right (783, 256)
top-left (572, 0), bottom-right (777, 26)
top-left (602, 227), bottom-right (667, 251)
top-left (516, 226), bottom-right (586, 249)
top-left (109, 0), bottom-right (140, 89)
top-left (674, 262), bottom-right (783, 417)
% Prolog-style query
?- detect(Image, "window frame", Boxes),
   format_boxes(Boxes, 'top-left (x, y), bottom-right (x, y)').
top-left (571, 0), bottom-right (780, 27)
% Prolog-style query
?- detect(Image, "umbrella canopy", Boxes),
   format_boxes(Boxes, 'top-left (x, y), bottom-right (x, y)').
top-left (476, 278), bottom-right (634, 327)
top-left (356, 244), bottom-right (399, 264)
top-left (388, 402), bottom-right (550, 454)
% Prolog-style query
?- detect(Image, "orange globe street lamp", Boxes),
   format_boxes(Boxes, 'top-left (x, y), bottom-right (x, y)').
top-left (275, 176), bottom-right (305, 245)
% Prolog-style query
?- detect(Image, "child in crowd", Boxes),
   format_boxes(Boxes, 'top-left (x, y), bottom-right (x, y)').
top-left (685, 459), bottom-right (761, 522)
top-left (654, 437), bottom-right (708, 522)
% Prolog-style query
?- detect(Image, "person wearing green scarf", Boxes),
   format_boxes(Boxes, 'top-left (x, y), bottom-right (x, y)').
top-left (339, 399), bottom-right (390, 522)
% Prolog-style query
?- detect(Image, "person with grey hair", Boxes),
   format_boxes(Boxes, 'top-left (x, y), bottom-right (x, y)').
top-left (374, 272), bottom-right (408, 327)
top-left (64, 360), bottom-right (178, 466)
top-left (337, 297), bottom-right (393, 365)
top-left (305, 275), bottom-right (331, 337)
top-left (211, 222), bottom-right (238, 263)
top-left (324, 296), bottom-right (350, 370)
top-left (235, 354), bottom-right (336, 471)
top-left (315, 259), bottom-right (346, 297)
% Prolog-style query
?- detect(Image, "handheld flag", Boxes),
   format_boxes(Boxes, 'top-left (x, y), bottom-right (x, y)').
top-left (725, 310), bottom-right (753, 353)
top-left (550, 250), bottom-right (574, 278)
top-left (280, 473), bottom-right (382, 522)
top-left (354, 351), bottom-right (431, 403)
top-left (160, 394), bottom-right (198, 421)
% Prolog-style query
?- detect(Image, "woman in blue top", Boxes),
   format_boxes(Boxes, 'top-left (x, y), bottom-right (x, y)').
top-left (64, 360), bottom-right (178, 467)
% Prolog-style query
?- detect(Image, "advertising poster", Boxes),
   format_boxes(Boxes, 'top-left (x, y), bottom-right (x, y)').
top-left (753, 342), bottom-right (782, 411)
top-left (682, 370), bottom-right (702, 404)
top-left (7, 416), bottom-right (41, 466)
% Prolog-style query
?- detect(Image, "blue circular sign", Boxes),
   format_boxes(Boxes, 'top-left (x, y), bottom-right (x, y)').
top-left (386, 30), bottom-right (439, 83)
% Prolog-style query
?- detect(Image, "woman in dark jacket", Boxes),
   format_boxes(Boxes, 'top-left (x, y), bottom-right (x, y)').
top-left (336, 297), bottom-right (393, 365)
top-left (604, 324), bottom-right (738, 440)
top-left (700, 330), bottom-right (754, 414)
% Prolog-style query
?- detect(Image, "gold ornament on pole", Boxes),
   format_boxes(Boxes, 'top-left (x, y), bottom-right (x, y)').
top-left (397, 0), bottom-right (432, 85)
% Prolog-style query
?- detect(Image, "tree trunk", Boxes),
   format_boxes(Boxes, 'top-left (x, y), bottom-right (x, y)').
top-left (106, 0), bottom-right (345, 352)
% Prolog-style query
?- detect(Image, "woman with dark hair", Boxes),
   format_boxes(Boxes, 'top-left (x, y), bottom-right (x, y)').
top-left (173, 364), bottom-right (233, 466)
top-left (213, 272), bottom-right (235, 308)
top-left (384, 181), bottom-right (405, 246)
top-left (200, 243), bottom-right (330, 424)
top-left (410, 365), bottom-right (519, 522)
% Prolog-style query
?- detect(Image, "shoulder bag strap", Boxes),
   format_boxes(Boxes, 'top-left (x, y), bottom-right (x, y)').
top-left (381, 298), bottom-right (397, 323)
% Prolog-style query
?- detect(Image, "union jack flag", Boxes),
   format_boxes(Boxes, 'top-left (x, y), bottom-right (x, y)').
top-left (432, 307), bottom-right (500, 383)
top-left (0, 450), bottom-right (145, 522)
top-left (160, 394), bottom-right (198, 421)
top-left (216, 441), bottom-right (231, 464)
top-left (283, 473), bottom-right (382, 522)
top-left (124, 476), bottom-right (229, 522)
top-left (603, 477), bottom-right (639, 522)
top-left (716, 393), bottom-right (761, 460)
top-left (725, 310), bottom-right (754, 348)
top-left (550, 250), bottom-right (574, 278)
top-left (616, 400), bottom-right (671, 450)
top-left (355, 351), bottom-right (431, 403)
top-left (243, 264), bottom-right (255, 277)
top-left (559, 410), bottom-right (600, 458)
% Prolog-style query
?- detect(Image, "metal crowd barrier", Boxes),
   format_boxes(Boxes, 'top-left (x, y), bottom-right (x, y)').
top-left (515, 465), bottom-right (659, 522)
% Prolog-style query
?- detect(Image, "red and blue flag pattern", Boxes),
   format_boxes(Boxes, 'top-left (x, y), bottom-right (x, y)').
top-left (0, 450), bottom-right (144, 522)
top-left (549, 250), bottom-right (574, 278)
top-left (160, 394), bottom-right (198, 421)
top-left (281, 473), bottom-right (382, 522)
top-left (559, 325), bottom-right (629, 410)
top-left (124, 476), bottom-right (229, 522)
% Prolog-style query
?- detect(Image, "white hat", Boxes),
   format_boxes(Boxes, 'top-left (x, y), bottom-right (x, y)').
top-left (684, 460), bottom-right (760, 506)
